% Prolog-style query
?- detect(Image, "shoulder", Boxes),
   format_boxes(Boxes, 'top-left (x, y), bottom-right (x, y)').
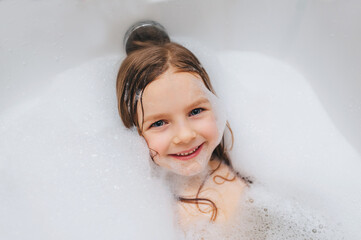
top-left (206, 159), bottom-right (248, 221)
top-left (176, 159), bottom-right (248, 228)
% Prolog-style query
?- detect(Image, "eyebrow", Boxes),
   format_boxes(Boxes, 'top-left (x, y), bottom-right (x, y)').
top-left (187, 97), bottom-right (210, 110)
top-left (143, 97), bottom-right (210, 124)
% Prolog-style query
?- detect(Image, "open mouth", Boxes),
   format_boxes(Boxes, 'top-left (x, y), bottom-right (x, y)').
top-left (169, 143), bottom-right (204, 161)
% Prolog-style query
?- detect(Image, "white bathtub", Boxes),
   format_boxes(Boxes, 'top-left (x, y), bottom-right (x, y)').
top-left (1, 0), bottom-right (360, 152)
top-left (0, 0), bottom-right (360, 239)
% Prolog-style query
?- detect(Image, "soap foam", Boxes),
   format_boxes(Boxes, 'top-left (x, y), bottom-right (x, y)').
top-left (1, 49), bottom-right (360, 239)
top-left (180, 184), bottom-right (343, 240)
top-left (0, 56), bottom-right (176, 240)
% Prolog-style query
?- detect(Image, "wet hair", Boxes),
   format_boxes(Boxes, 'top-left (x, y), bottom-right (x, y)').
top-left (116, 41), bottom-right (251, 222)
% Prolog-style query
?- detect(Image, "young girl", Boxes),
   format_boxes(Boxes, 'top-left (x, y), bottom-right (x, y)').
top-left (116, 22), bottom-right (250, 231)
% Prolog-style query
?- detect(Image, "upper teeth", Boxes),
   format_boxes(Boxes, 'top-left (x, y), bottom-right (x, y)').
top-left (176, 146), bottom-right (200, 156)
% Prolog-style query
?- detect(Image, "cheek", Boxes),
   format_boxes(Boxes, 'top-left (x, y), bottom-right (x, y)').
top-left (143, 132), bottom-right (171, 155)
top-left (195, 114), bottom-right (219, 143)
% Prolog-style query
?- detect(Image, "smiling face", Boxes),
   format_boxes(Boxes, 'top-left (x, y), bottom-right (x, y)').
top-left (138, 67), bottom-right (222, 176)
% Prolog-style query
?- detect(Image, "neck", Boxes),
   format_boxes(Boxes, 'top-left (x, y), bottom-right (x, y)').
top-left (161, 159), bottom-right (221, 198)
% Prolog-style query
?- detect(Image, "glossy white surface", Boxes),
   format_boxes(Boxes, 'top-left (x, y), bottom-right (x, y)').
top-left (0, 0), bottom-right (360, 239)
top-left (1, 0), bottom-right (360, 152)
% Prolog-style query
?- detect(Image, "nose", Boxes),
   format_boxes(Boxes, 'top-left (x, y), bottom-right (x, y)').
top-left (172, 121), bottom-right (196, 145)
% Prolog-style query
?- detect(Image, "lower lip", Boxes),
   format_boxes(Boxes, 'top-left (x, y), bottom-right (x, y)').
top-left (169, 143), bottom-right (204, 161)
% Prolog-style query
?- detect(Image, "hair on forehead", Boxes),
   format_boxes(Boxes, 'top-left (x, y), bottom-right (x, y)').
top-left (116, 42), bottom-right (216, 133)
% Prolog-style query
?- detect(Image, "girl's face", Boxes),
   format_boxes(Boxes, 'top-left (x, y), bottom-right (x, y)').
top-left (137, 67), bottom-right (222, 176)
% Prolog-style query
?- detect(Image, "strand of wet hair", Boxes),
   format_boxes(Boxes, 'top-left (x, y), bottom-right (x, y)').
top-left (176, 159), bottom-right (233, 222)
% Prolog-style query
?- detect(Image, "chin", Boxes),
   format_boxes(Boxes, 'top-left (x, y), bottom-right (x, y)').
top-left (180, 170), bottom-right (201, 177)
top-left (180, 162), bottom-right (210, 177)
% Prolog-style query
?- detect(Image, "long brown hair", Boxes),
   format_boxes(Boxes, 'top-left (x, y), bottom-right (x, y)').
top-left (116, 41), bottom-right (249, 222)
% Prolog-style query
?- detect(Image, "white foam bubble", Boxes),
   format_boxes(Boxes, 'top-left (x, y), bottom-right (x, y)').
top-left (1, 50), bottom-right (360, 239)
top-left (215, 50), bottom-right (361, 239)
top-left (179, 184), bottom-right (343, 240)
top-left (0, 56), bottom-right (177, 240)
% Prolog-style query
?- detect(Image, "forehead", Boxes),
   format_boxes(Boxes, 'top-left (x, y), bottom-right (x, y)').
top-left (140, 69), bottom-right (208, 115)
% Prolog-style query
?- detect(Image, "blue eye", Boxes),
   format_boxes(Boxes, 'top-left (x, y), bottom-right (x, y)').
top-left (150, 120), bottom-right (165, 128)
top-left (190, 108), bottom-right (204, 116)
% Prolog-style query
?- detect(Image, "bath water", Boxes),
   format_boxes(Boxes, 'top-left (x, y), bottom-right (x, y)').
top-left (1, 48), bottom-right (360, 239)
